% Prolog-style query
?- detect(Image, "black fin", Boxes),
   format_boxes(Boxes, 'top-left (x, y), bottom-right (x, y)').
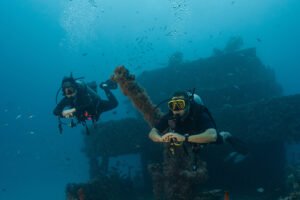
top-left (227, 136), bottom-right (249, 155)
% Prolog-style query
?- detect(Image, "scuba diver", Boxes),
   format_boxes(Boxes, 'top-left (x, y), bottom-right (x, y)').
top-left (149, 90), bottom-right (248, 164)
top-left (53, 74), bottom-right (118, 134)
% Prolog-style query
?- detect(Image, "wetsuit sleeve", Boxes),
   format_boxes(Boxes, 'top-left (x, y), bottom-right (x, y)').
top-left (53, 97), bottom-right (70, 117)
top-left (154, 114), bottom-right (169, 134)
top-left (195, 111), bottom-right (216, 133)
top-left (98, 89), bottom-right (118, 113)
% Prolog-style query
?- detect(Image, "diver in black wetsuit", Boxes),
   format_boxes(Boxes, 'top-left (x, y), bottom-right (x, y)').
top-left (53, 74), bottom-right (118, 133)
top-left (149, 90), bottom-right (248, 159)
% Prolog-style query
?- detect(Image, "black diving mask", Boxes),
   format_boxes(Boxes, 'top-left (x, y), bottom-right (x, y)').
top-left (64, 87), bottom-right (76, 96)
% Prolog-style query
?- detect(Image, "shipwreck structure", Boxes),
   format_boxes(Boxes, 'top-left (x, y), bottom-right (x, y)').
top-left (66, 45), bottom-right (300, 200)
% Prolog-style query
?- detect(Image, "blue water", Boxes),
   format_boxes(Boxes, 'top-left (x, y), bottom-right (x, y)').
top-left (0, 0), bottom-right (300, 199)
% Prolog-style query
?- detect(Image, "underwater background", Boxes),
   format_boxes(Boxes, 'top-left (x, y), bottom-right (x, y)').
top-left (0, 0), bottom-right (300, 199)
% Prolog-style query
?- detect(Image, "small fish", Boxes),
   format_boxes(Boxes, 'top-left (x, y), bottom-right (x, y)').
top-left (166, 31), bottom-right (176, 36)
top-left (256, 38), bottom-right (262, 42)
top-left (28, 115), bottom-right (35, 119)
top-left (1, 188), bottom-right (6, 192)
top-left (16, 114), bottom-right (22, 120)
top-left (82, 53), bottom-right (88, 56)
top-left (207, 189), bottom-right (222, 194)
top-left (233, 85), bottom-right (240, 90)
top-left (233, 154), bottom-right (247, 163)
top-left (29, 131), bottom-right (35, 135)
top-left (65, 157), bottom-right (71, 161)
top-left (112, 111), bottom-right (117, 115)
top-left (224, 152), bottom-right (246, 163)
top-left (224, 152), bottom-right (238, 162)
top-left (4, 109), bottom-right (8, 112)
top-left (257, 187), bottom-right (264, 193)
top-left (231, 1), bottom-right (235, 5)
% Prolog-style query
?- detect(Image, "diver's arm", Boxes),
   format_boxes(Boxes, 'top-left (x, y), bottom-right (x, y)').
top-left (149, 128), bottom-right (164, 142)
top-left (161, 128), bottom-right (217, 144)
top-left (53, 98), bottom-right (70, 117)
top-left (99, 89), bottom-right (119, 112)
top-left (188, 128), bottom-right (217, 144)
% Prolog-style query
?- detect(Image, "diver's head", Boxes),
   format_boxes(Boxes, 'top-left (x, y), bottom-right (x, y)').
top-left (62, 76), bottom-right (77, 98)
top-left (168, 91), bottom-right (191, 117)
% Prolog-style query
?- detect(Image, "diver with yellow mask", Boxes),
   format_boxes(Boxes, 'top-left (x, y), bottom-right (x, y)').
top-left (149, 90), bottom-right (248, 162)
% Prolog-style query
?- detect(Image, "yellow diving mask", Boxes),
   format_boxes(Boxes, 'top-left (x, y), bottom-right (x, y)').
top-left (168, 98), bottom-right (186, 111)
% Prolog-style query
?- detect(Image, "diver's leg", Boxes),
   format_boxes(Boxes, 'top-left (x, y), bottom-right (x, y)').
top-left (219, 131), bottom-right (249, 155)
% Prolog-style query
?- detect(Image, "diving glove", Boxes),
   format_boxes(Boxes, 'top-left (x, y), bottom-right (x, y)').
top-left (99, 79), bottom-right (118, 90)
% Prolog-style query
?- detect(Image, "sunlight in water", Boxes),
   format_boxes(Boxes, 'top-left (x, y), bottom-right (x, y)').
top-left (167, 0), bottom-right (191, 40)
top-left (60, 0), bottom-right (103, 48)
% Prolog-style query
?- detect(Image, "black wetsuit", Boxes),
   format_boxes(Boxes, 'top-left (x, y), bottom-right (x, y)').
top-left (53, 81), bottom-right (118, 122)
top-left (155, 103), bottom-right (248, 155)
top-left (155, 103), bottom-right (223, 144)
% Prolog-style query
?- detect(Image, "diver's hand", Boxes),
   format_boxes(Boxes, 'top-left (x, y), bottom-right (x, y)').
top-left (100, 79), bottom-right (118, 90)
top-left (100, 82), bottom-right (109, 90)
top-left (162, 133), bottom-right (185, 142)
top-left (62, 108), bottom-right (76, 118)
